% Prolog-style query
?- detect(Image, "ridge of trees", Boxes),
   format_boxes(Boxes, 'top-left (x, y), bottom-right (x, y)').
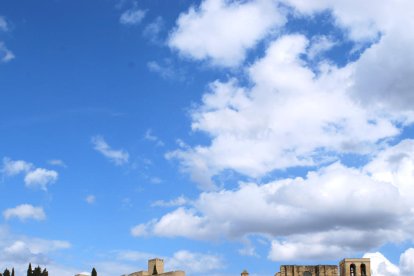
top-left (0, 264), bottom-right (97, 276)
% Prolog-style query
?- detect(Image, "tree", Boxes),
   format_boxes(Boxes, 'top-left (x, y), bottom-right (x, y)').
top-left (91, 267), bottom-right (97, 276)
top-left (3, 269), bottom-right (10, 276)
top-left (27, 263), bottom-right (33, 276)
top-left (11, 268), bottom-right (14, 276)
top-left (42, 268), bottom-right (48, 276)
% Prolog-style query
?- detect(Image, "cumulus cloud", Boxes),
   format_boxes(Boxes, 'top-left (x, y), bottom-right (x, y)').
top-left (363, 252), bottom-right (400, 276)
top-left (137, 140), bottom-right (414, 259)
top-left (3, 204), bottom-right (46, 221)
top-left (0, 226), bottom-right (71, 271)
top-left (167, 34), bottom-right (399, 189)
top-left (120, 7), bottom-right (146, 25)
top-left (1, 158), bottom-right (58, 191)
top-left (91, 136), bottom-right (129, 165)
top-left (166, 250), bottom-right (222, 273)
top-left (400, 248), bottom-right (414, 276)
top-left (168, 0), bottom-right (286, 67)
top-left (24, 168), bottom-right (58, 190)
top-left (2, 158), bottom-right (33, 176)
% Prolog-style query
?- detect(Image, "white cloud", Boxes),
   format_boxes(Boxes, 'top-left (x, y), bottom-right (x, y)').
top-left (131, 224), bottom-right (149, 237)
top-left (269, 239), bottom-right (346, 261)
top-left (166, 250), bottom-right (222, 273)
top-left (120, 8), bottom-right (146, 25)
top-left (0, 226), bottom-right (71, 270)
top-left (168, 34), bottom-right (399, 189)
top-left (115, 249), bottom-right (221, 276)
top-left (275, 0), bottom-right (414, 114)
top-left (116, 250), bottom-right (154, 262)
top-left (92, 135), bottom-right (129, 165)
top-left (0, 16), bottom-right (9, 32)
top-left (147, 60), bottom-right (185, 81)
top-left (363, 252), bottom-right (400, 276)
top-left (2, 158), bottom-right (33, 176)
top-left (400, 248), bottom-right (414, 276)
top-left (307, 35), bottom-right (336, 60)
top-left (3, 204), bottom-right (46, 221)
top-left (0, 42), bottom-right (15, 63)
top-left (168, 0), bottom-right (286, 67)
top-left (136, 140), bottom-right (414, 259)
top-left (85, 195), bottom-right (96, 204)
top-left (48, 159), bottom-right (67, 167)
top-left (144, 129), bottom-right (164, 147)
top-left (24, 168), bottom-right (58, 190)
top-left (2, 157), bottom-right (59, 191)
top-left (143, 16), bottom-right (164, 44)
top-left (151, 196), bottom-right (189, 207)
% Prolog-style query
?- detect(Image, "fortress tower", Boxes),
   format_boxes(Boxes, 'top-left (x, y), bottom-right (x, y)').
top-left (339, 258), bottom-right (371, 276)
top-left (148, 258), bottom-right (164, 275)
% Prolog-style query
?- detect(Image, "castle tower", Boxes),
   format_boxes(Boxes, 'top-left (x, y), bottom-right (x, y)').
top-left (148, 258), bottom-right (164, 275)
top-left (241, 269), bottom-right (249, 276)
top-left (339, 258), bottom-right (371, 276)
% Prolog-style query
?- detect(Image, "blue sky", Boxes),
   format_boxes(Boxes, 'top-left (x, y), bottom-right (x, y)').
top-left (1, 0), bottom-right (414, 275)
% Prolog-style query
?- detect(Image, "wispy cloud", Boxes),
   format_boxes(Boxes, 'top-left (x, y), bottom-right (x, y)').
top-left (0, 16), bottom-right (9, 32)
top-left (48, 159), bottom-right (67, 168)
top-left (3, 204), bottom-right (46, 221)
top-left (92, 135), bottom-right (129, 165)
top-left (144, 129), bottom-right (164, 147)
top-left (85, 195), bottom-right (96, 204)
top-left (151, 196), bottom-right (188, 207)
top-left (143, 16), bottom-right (164, 44)
top-left (120, 7), bottom-right (146, 25)
top-left (0, 42), bottom-right (14, 63)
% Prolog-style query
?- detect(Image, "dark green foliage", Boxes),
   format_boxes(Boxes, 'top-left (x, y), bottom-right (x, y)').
top-left (27, 263), bottom-right (33, 276)
top-left (3, 269), bottom-right (10, 276)
top-left (91, 267), bottom-right (97, 276)
top-left (33, 266), bottom-right (41, 276)
top-left (26, 264), bottom-right (48, 276)
top-left (11, 268), bottom-right (14, 276)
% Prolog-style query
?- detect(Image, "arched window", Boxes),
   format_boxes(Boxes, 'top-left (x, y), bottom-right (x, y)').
top-left (350, 264), bottom-right (356, 276)
top-left (303, 272), bottom-right (312, 276)
top-left (361, 264), bottom-right (367, 276)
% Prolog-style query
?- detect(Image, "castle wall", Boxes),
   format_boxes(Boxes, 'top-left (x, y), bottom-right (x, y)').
top-left (277, 265), bottom-right (338, 276)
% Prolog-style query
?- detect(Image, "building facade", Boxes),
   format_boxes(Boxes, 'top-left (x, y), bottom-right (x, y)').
top-left (274, 258), bottom-right (370, 276)
top-left (125, 258), bottom-right (185, 276)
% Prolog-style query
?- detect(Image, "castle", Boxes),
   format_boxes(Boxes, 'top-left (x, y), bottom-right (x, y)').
top-left (124, 258), bottom-right (184, 276)
top-left (121, 257), bottom-right (370, 276)
top-left (273, 258), bottom-right (371, 276)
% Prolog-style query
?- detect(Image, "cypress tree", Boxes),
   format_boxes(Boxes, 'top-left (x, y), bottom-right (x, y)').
top-left (35, 266), bottom-right (41, 276)
top-left (11, 269), bottom-right (14, 276)
top-left (91, 267), bottom-right (97, 276)
top-left (3, 269), bottom-right (10, 276)
top-left (27, 263), bottom-right (33, 276)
